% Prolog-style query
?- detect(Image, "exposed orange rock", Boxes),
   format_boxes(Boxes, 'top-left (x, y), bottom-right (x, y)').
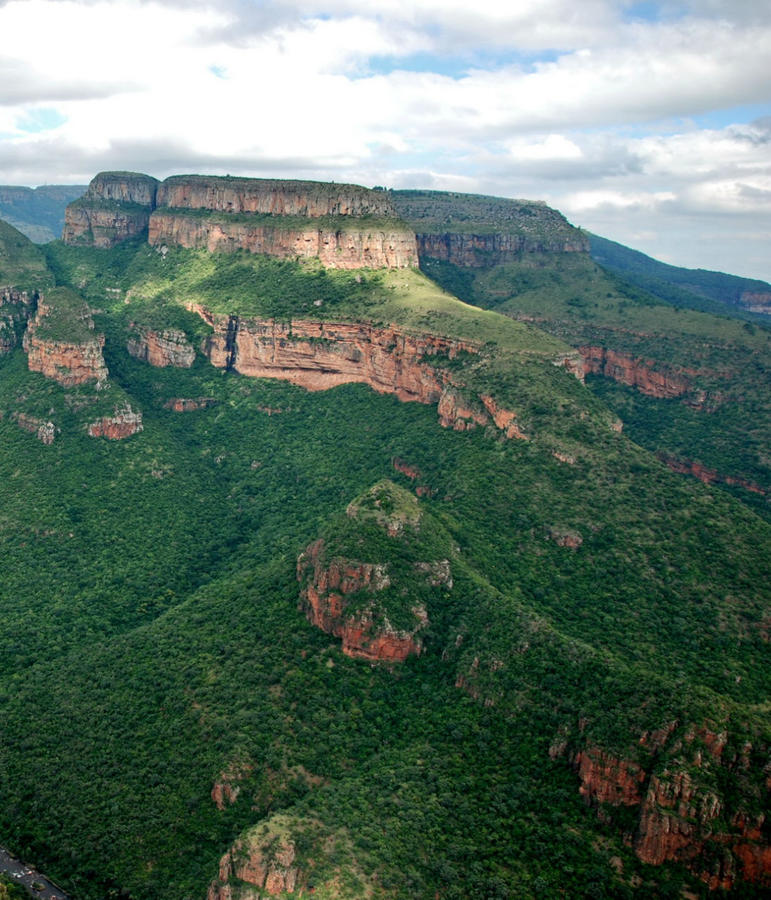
top-left (148, 212), bottom-right (418, 269)
top-left (574, 747), bottom-right (645, 806)
top-left (580, 345), bottom-right (693, 399)
top-left (414, 230), bottom-right (588, 267)
top-left (211, 761), bottom-right (252, 811)
top-left (571, 732), bottom-right (771, 891)
top-left (163, 397), bottom-right (216, 412)
top-left (127, 326), bottom-right (196, 367)
top-left (658, 452), bottom-right (766, 496)
top-left (392, 457), bottom-right (421, 480)
top-left (87, 403), bottom-right (143, 439)
top-left (297, 538), bottom-right (427, 662)
top-left (548, 527), bottom-right (583, 549)
top-left (13, 412), bottom-right (57, 444)
top-left (210, 832), bottom-right (298, 899)
top-left (82, 171), bottom-right (159, 206)
top-left (481, 394), bottom-right (528, 440)
top-left (23, 300), bottom-right (108, 386)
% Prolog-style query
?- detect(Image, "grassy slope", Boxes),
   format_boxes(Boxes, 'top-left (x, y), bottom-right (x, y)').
top-left (0, 219), bottom-right (54, 291)
top-left (0, 238), bottom-right (767, 898)
top-left (421, 252), bottom-right (771, 508)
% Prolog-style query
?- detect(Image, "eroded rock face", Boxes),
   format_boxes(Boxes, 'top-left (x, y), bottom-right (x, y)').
top-left (297, 538), bottom-right (431, 662)
top-left (415, 230), bottom-right (589, 267)
top-left (580, 345), bottom-right (693, 399)
top-left (87, 403), bottom-right (143, 439)
top-left (23, 300), bottom-right (108, 386)
top-left (148, 212), bottom-right (418, 269)
top-left (199, 313), bottom-right (544, 441)
top-left (156, 175), bottom-right (397, 218)
top-left (62, 205), bottom-right (154, 248)
top-left (658, 453), bottom-right (766, 496)
top-left (568, 732), bottom-right (771, 891)
top-left (163, 397), bottom-right (216, 412)
top-left (210, 832), bottom-right (298, 899)
top-left (740, 290), bottom-right (771, 314)
top-left (127, 327), bottom-right (196, 368)
top-left (84, 172), bottom-right (159, 207)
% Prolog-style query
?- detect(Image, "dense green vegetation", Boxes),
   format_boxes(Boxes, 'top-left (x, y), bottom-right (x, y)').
top-left (420, 252), bottom-right (771, 509)
top-left (589, 232), bottom-right (771, 318)
top-left (0, 220), bottom-right (53, 292)
top-left (0, 217), bottom-right (767, 899)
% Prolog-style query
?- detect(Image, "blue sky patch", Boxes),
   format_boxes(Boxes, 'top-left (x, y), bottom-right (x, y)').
top-left (17, 108), bottom-right (67, 134)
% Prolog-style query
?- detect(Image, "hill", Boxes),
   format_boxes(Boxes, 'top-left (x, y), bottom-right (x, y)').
top-left (589, 232), bottom-right (771, 317)
top-left (0, 179), bottom-right (768, 899)
top-left (392, 189), bottom-right (771, 519)
top-left (0, 184), bottom-right (86, 243)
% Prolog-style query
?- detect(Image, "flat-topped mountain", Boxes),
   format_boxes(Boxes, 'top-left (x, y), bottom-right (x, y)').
top-left (63, 172), bottom-right (418, 268)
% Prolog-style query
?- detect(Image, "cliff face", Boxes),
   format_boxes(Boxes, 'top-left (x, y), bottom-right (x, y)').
top-left (570, 732), bottom-right (771, 891)
top-left (198, 312), bottom-right (539, 439)
top-left (580, 345), bottom-right (692, 399)
top-left (658, 453), bottom-right (766, 496)
top-left (126, 327), bottom-right (196, 368)
top-left (148, 212), bottom-right (418, 268)
top-left (156, 175), bottom-right (397, 218)
top-left (62, 205), bottom-right (153, 248)
top-left (209, 830), bottom-right (299, 899)
top-left (415, 231), bottom-right (588, 267)
top-left (62, 172), bottom-right (159, 247)
top-left (23, 299), bottom-right (108, 386)
top-left (298, 537), bottom-right (428, 662)
top-left (740, 291), bottom-right (771, 314)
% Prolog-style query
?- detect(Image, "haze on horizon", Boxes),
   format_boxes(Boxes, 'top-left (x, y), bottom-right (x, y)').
top-left (0, 0), bottom-right (769, 281)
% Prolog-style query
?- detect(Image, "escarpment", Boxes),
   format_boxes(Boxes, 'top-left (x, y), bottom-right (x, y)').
top-left (392, 188), bottom-right (589, 267)
top-left (147, 211), bottom-right (418, 268)
top-left (64, 172), bottom-right (418, 268)
top-left (126, 326), bottom-right (196, 367)
top-left (198, 312), bottom-right (536, 438)
top-left (0, 286), bottom-right (34, 353)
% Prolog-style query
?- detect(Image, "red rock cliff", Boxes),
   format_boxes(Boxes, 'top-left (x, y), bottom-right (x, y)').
top-left (298, 537), bottom-right (428, 662)
top-left (199, 312), bottom-right (534, 439)
top-left (148, 211), bottom-right (418, 269)
top-left (83, 172), bottom-right (159, 206)
top-left (570, 732), bottom-right (771, 891)
top-left (87, 403), bottom-right (143, 440)
top-left (62, 172), bottom-right (159, 247)
top-left (23, 299), bottom-right (108, 386)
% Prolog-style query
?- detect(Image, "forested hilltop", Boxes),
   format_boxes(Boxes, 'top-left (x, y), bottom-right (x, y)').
top-left (0, 174), bottom-right (768, 899)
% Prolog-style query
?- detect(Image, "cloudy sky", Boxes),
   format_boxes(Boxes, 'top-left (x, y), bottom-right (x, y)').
top-left (0, 0), bottom-right (769, 279)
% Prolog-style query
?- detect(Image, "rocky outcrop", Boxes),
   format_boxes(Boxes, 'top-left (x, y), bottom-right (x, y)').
top-left (62, 172), bottom-right (159, 247)
top-left (163, 397), bottom-right (216, 412)
top-left (0, 287), bottom-right (33, 353)
top-left (87, 403), bottom-right (143, 439)
top-left (657, 453), bottom-right (767, 495)
top-left (415, 231), bottom-right (588, 267)
top-left (148, 211), bottom-right (418, 269)
top-left (580, 345), bottom-right (693, 399)
top-left (740, 290), bottom-right (771, 314)
top-left (298, 538), bottom-right (427, 662)
top-left (567, 732), bottom-right (771, 891)
top-left (209, 829), bottom-right (299, 899)
top-left (211, 761), bottom-right (253, 811)
top-left (23, 299), bottom-right (108, 386)
top-left (127, 327), bottom-right (196, 367)
top-left (82, 172), bottom-right (159, 207)
top-left (13, 412), bottom-right (57, 444)
top-left (157, 175), bottom-right (398, 218)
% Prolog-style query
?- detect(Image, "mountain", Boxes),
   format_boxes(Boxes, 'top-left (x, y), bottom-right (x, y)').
top-left (0, 184), bottom-right (87, 244)
top-left (0, 173), bottom-right (768, 899)
top-left (391, 189), bottom-right (770, 519)
top-left (589, 232), bottom-right (771, 318)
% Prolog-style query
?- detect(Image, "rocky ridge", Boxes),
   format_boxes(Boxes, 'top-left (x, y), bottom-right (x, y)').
top-left (64, 172), bottom-right (418, 268)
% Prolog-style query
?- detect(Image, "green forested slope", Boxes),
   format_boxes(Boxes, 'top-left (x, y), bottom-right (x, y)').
top-left (0, 225), bottom-right (767, 899)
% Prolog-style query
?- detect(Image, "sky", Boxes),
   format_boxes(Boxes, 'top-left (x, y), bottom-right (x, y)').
top-left (0, 0), bottom-right (769, 280)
